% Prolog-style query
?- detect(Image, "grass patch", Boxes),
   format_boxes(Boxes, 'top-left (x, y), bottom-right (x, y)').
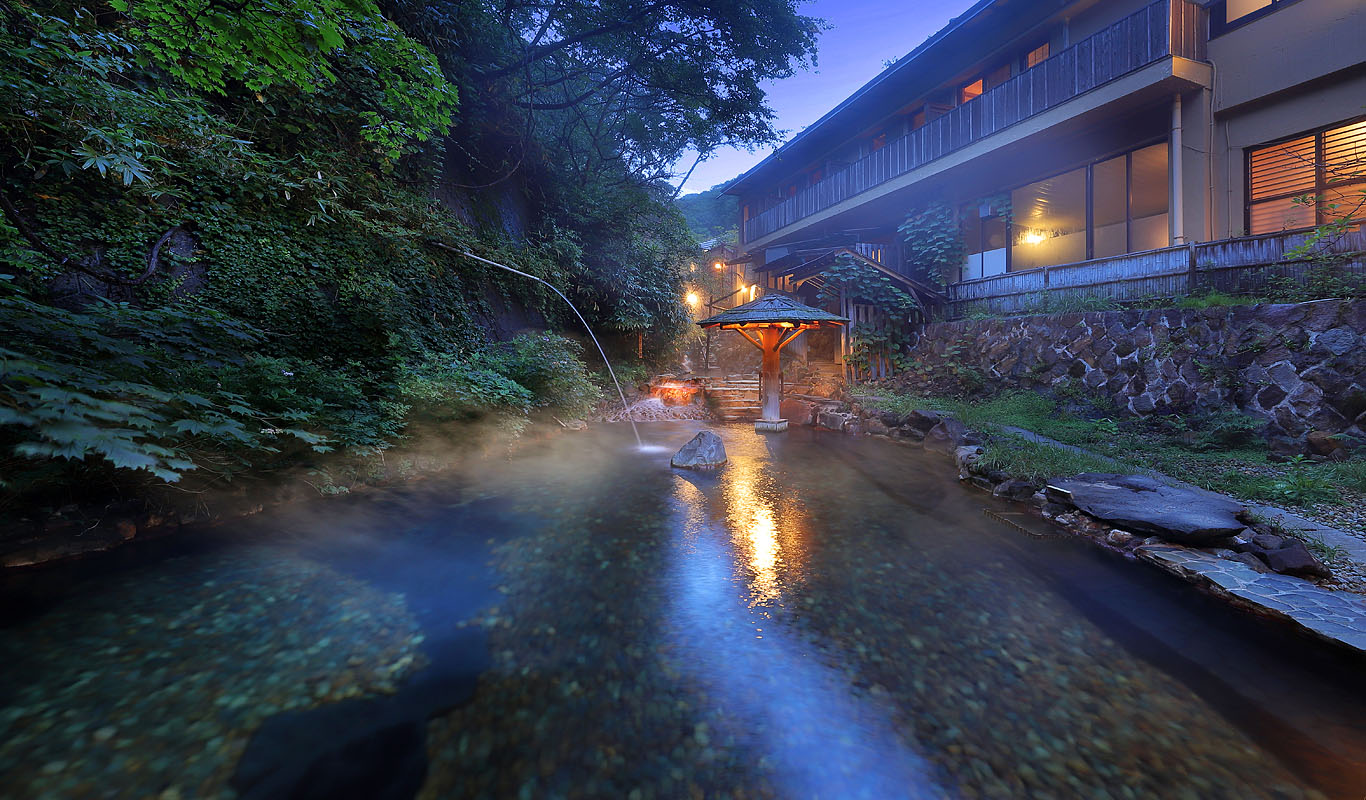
top-left (857, 386), bottom-right (1363, 510)
top-left (977, 435), bottom-right (1131, 484)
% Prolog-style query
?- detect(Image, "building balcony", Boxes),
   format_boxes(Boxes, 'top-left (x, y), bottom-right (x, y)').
top-left (742, 0), bottom-right (1208, 246)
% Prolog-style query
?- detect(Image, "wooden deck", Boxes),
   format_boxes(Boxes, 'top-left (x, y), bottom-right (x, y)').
top-left (946, 229), bottom-right (1366, 317)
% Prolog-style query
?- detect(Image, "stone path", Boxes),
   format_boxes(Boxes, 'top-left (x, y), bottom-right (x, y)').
top-left (1138, 544), bottom-right (1366, 655)
top-left (998, 425), bottom-right (1366, 568)
top-left (994, 424), bottom-right (1366, 656)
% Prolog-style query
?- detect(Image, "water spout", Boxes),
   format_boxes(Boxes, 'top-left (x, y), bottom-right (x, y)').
top-left (435, 244), bottom-right (642, 447)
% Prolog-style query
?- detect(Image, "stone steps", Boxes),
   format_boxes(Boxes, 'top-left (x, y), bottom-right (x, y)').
top-left (704, 377), bottom-right (761, 421)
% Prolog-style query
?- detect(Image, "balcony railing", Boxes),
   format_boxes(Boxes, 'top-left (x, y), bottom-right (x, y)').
top-left (743, 0), bottom-right (1207, 243)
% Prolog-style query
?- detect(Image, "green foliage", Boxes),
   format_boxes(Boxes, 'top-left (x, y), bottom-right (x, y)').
top-left (977, 435), bottom-right (1120, 483)
top-left (111, 0), bottom-right (457, 158)
top-left (483, 334), bottom-right (603, 419)
top-left (898, 201), bottom-right (964, 288)
top-left (815, 254), bottom-right (922, 374)
top-left (1327, 459), bottom-right (1366, 494)
top-left (1171, 289), bottom-right (1263, 309)
top-left (0, 277), bottom-right (319, 486)
top-left (1179, 409), bottom-right (1263, 452)
top-left (0, 0), bottom-right (820, 516)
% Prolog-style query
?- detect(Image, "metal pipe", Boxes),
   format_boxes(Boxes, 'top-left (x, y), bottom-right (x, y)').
top-left (434, 243), bottom-right (641, 447)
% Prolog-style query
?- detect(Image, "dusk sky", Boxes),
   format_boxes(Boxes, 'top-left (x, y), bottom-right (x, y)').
top-left (674, 0), bottom-right (979, 195)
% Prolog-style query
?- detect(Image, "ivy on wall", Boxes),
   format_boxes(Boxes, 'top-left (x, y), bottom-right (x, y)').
top-left (897, 200), bottom-right (964, 288)
top-left (814, 254), bottom-right (922, 373)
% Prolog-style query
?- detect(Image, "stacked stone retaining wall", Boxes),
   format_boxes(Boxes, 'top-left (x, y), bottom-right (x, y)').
top-left (907, 299), bottom-right (1366, 439)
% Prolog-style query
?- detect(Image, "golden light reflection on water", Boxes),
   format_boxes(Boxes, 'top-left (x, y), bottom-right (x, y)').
top-left (723, 456), bottom-right (801, 606)
top-left (670, 432), bottom-right (812, 607)
top-left (745, 504), bottom-right (780, 604)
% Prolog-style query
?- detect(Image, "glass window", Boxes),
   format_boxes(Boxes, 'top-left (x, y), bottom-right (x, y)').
top-left (960, 79), bottom-right (984, 104)
top-left (1249, 197), bottom-right (1315, 233)
top-left (1248, 119), bottom-right (1366, 234)
top-left (1012, 168), bottom-right (1086, 271)
top-left (1024, 43), bottom-right (1049, 69)
top-left (1249, 135), bottom-right (1315, 201)
top-left (1092, 155), bottom-right (1128, 258)
top-left (1227, 0), bottom-right (1272, 23)
top-left (1129, 143), bottom-right (1170, 251)
top-left (961, 204), bottom-right (1007, 280)
top-left (1323, 120), bottom-right (1366, 184)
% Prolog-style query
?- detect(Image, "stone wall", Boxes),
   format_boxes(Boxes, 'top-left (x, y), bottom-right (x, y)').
top-left (906, 299), bottom-right (1366, 439)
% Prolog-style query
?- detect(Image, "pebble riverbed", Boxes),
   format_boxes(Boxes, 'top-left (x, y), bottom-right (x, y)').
top-left (0, 547), bottom-right (425, 799)
top-left (3, 421), bottom-right (1365, 798)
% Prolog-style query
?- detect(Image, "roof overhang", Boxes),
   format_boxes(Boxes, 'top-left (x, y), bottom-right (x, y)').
top-left (755, 247), bottom-right (948, 308)
top-left (724, 0), bottom-right (1053, 197)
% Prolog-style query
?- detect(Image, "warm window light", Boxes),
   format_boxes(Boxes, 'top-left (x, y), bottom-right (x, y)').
top-left (686, 292), bottom-right (700, 307)
top-left (1021, 230), bottom-right (1047, 245)
top-left (748, 285), bottom-right (758, 301)
top-left (713, 261), bottom-right (725, 270)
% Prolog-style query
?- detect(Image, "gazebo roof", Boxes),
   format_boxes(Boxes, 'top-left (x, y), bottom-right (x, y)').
top-left (696, 292), bottom-right (847, 329)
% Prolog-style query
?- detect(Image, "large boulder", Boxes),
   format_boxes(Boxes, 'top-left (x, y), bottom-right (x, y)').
top-left (1261, 539), bottom-right (1332, 578)
top-left (1046, 473), bottom-right (1247, 545)
top-left (780, 398), bottom-right (816, 426)
top-left (923, 418), bottom-right (968, 454)
top-left (671, 431), bottom-right (727, 470)
top-left (905, 409), bottom-right (944, 434)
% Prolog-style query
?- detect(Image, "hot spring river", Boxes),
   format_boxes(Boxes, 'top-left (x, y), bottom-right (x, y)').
top-left (3, 422), bottom-right (1365, 799)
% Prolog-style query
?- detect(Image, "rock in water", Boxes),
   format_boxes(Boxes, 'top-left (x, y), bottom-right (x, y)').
top-left (671, 431), bottom-right (727, 470)
top-left (1047, 473), bottom-right (1246, 545)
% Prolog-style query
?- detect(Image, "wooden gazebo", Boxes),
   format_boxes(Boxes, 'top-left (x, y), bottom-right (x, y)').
top-left (697, 293), bottom-right (847, 432)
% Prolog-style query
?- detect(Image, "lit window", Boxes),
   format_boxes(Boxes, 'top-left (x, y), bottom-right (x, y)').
top-left (1227, 0), bottom-right (1272, 23)
top-left (1215, 0), bottom-right (1292, 35)
top-left (1024, 43), bottom-right (1049, 70)
top-left (959, 79), bottom-right (984, 104)
top-left (1011, 167), bottom-right (1087, 271)
top-left (1247, 119), bottom-right (1366, 234)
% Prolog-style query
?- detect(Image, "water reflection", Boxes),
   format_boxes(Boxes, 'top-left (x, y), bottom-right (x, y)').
top-left (668, 435), bottom-right (945, 799)
top-left (722, 462), bottom-right (784, 606)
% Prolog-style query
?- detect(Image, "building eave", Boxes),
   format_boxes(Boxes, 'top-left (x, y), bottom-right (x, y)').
top-left (723, 0), bottom-right (1028, 197)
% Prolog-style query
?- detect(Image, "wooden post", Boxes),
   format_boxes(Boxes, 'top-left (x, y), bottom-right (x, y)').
top-left (755, 327), bottom-right (786, 432)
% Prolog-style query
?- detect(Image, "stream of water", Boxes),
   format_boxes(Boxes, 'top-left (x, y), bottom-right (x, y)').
top-left (3, 422), bottom-right (1365, 799)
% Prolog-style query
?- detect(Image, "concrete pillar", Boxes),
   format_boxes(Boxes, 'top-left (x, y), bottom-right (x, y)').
top-left (1171, 93), bottom-right (1185, 245)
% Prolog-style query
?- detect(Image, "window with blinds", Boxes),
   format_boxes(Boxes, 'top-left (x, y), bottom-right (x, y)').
top-left (1247, 119), bottom-right (1366, 235)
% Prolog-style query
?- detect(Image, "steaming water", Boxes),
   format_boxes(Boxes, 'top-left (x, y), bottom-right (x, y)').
top-left (3, 422), bottom-right (1366, 799)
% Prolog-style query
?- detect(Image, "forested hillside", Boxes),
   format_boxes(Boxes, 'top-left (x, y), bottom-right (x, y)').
top-left (0, 0), bottom-right (816, 512)
top-left (676, 182), bottom-right (740, 242)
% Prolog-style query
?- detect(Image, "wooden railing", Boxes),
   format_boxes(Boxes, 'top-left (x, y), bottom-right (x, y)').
top-left (743, 0), bottom-right (1207, 243)
top-left (945, 229), bottom-right (1366, 317)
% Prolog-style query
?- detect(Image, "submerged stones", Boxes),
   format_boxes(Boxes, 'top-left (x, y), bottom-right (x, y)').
top-left (1046, 473), bottom-right (1247, 545)
top-left (671, 431), bottom-right (727, 470)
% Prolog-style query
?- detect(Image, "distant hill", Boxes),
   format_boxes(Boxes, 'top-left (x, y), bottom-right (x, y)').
top-left (675, 181), bottom-right (738, 242)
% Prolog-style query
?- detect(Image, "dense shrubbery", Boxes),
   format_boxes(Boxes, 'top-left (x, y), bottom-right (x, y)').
top-left (0, 1), bottom-right (817, 513)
